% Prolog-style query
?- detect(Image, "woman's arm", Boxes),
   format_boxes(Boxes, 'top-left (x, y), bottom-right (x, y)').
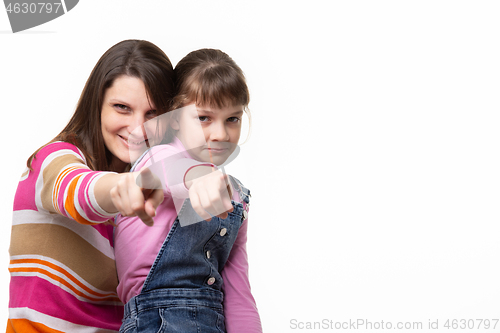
top-left (32, 142), bottom-right (163, 225)
top-left (97, 169), bottom-right (163, 226)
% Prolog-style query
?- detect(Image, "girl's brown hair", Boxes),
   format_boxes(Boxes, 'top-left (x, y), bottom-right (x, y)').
top-left (27, 39), bottom-right (175, 171)
top-left (172, 48), bottom-right (249, 110)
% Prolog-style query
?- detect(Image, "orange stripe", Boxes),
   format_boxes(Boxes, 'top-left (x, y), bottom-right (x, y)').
top-left (63, 175), bottom-right (97, 225)
top-left (10, 258), bottom-right (117, 298)
top-left (7, 318), bottom-right (64, 333)
top-left (10, 263), bottom-right (120, 303)
top-left (52, 166), bottom-right (80, 214)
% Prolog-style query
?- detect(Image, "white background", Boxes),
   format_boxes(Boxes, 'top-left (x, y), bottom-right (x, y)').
top-left (1, 1), bottom-right (500, 332)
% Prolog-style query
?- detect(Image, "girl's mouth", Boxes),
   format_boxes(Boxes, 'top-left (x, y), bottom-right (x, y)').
top-left (205, 142), bottom-right (236, 156)
top-left (207, 148), bottom-right (227, 153)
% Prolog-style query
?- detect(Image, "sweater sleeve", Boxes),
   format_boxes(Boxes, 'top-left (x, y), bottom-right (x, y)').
top-left (221, 212), bottom-right (263, 333)
top-left (32, 142), bottom-right (117, 224)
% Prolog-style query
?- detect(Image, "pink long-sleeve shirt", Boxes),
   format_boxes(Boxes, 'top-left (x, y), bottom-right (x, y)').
top-left (114, 138), bottom-right (262, 333)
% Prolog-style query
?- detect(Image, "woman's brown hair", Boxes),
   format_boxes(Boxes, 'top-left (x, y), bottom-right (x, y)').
top-left (27, 39), bottom-right (175, 171)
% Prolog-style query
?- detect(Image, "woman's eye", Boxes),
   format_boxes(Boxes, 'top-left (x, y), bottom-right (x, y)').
top-left (114, 104), bottom-right (130, 111)
top-left (146, 110), bottom-right (158, 119)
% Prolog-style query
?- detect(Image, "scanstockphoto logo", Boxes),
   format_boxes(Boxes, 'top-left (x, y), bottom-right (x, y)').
top-left (3, 0), bottom-right (78, 32)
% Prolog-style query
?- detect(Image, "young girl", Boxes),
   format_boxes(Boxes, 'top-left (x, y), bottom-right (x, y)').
top-left (114, 49), bottom-right (262, 333)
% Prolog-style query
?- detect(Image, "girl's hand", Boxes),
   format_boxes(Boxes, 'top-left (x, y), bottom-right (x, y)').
top-left (110, 168), bottom-right (164, 226)
top-left (188, 170), bottom-right (234, 222)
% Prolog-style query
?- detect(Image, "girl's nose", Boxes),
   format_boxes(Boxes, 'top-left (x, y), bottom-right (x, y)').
top-left (209, 122), bottom-right (229, 141)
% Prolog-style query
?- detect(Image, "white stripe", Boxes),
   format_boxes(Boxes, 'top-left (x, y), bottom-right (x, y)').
top-left (87, 172), bottom-right (118, 218)
top-left (9, 307), bottom-right (118, 333)
top-left (10, 255), bottom-right (117, 300)
top-left (12, 210), bottom-right (115, 260)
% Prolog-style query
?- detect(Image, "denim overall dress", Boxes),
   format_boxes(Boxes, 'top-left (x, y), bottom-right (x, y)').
top-left (119, 177), bottom-right (250, 333)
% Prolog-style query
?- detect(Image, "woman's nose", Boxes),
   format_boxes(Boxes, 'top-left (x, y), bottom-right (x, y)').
top-left (134, 113), bottom-right (148, 129)
top-left (128, 114), bottom-right (148, 139)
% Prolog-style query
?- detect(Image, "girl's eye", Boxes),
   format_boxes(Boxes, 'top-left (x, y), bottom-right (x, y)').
top-left (198, 116), bottom-right (210, 122)
top-left (227, 117), bottom-right (241, 123)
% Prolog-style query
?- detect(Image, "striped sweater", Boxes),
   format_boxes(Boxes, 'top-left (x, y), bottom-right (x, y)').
top-left (8, 142), bottom-right (124, 333)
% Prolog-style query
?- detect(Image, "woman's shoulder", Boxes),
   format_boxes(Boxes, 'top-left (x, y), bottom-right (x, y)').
top-left (40, 141), bottom-right (83, 154)
top-left (32, 141), bottom-right (88, 169)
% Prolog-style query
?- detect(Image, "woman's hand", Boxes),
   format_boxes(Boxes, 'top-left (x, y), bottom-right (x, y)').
top-left (110, 168), bottom-right (164, 226)
top-left (186, 168), bottom-right (234, 221)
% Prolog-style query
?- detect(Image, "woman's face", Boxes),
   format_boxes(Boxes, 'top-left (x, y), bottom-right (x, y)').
top-left (101, 75), bottom-right (162, 171)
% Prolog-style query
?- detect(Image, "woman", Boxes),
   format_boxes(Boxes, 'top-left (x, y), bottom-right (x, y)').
top-left (7, 39), bottom-right (174, 333)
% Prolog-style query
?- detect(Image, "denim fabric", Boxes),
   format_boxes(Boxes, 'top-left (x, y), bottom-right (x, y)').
top-left (120, 289), bottom-right (226, 333)
top-left (120, 177), bottom-right (250, 333)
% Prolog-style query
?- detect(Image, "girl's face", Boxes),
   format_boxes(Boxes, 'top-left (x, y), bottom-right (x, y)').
top-left (171, 103), bottom-right (243, 165)
top-left (101, 75), bottom-right (162, 171)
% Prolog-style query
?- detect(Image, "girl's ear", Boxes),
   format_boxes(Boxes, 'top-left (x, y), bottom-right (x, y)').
top-left (170, 116), bottom-right (180, 131)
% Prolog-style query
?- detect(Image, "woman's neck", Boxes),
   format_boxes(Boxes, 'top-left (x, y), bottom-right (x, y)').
top-left (109, 157), bottom-right (130, 173)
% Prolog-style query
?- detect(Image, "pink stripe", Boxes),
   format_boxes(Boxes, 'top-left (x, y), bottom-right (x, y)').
top-left (10, 275), bottom-right (123, 330)
top-left (92, 223), bottom-right (115, 246)
top-left (13, 176), bottom-right (38, 211)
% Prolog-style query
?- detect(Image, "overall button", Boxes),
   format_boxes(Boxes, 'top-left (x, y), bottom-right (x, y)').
top-left (243, 210), bottom-right (248, 220)
top-left (206, 250), bottom-right (211, 259)
top-left (207, 277), bottom-right (216, 285)
top-left (220, 228), bottom-right (227, 236)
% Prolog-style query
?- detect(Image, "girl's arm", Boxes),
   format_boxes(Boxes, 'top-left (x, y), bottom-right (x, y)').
top-left (185, 166), bottom-right (234, 221)
top-left (221, 215), bottom-right (263, 333)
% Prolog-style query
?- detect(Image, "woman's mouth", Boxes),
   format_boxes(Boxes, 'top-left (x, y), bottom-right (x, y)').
top-left (119, 135), bottom-right (148, 149)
